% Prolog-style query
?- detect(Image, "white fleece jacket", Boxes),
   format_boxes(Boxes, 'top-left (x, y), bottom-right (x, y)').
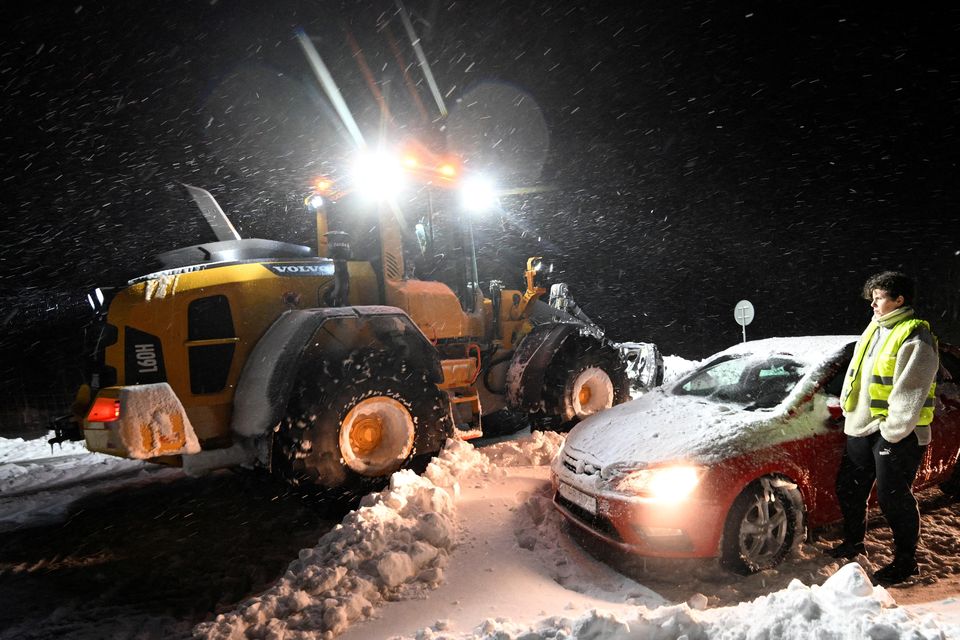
top-left (843, 313), bottom-right (939, 444)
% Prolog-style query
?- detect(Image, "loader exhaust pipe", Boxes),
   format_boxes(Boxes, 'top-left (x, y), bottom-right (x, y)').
top-left (324, 231), bottom-right (351, 307)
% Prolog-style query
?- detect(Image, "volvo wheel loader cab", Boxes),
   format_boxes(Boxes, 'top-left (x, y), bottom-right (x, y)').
top-left (54, 169), bottom-right (660, 500)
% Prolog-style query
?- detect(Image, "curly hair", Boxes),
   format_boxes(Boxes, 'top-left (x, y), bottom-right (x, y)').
top-left (862, 271), bottom-right (915, 305)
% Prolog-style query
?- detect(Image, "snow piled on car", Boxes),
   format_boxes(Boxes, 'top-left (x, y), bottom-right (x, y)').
top-left (716, 335), bottom-right (856, 365)
top-left (560, 335), bottom-right (857, 468)
top-left (559, 389), bottom-right (770, 467)
top-left (662, 354), bottom-right (701, 385)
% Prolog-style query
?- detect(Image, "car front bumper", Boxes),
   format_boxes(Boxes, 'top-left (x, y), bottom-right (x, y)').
top-left (551, 474), bottom-right (726, 558)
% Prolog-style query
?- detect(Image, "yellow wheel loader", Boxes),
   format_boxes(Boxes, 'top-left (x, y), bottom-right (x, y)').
top-left (51, 168), bottom-right (661, 500)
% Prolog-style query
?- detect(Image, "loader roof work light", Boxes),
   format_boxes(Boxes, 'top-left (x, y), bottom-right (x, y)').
top-left (314, 177), bottom-right (333, 193)
top-left (460, 175), bottom-right (498, 213)
top-left (352, 151), bottom-right (406, 202)
top-left (438, 162), bottom-right (458, 179)
top-left (400, 152), bottom-right (458, 184)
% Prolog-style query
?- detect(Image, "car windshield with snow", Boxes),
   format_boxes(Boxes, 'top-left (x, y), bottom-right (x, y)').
top-left (551, 335), bottom-right (960, 574)
top-left (673, 354), bottom-right (806, 410)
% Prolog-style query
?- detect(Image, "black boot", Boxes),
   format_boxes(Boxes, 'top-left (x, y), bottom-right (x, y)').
top-left (827, 541), bottom-right (866, 559)
top-left (872, 556), bottom-right (919, 586)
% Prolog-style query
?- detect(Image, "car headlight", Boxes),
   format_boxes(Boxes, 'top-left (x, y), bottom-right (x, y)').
top-left (612, 465), bottom-right (703, 502)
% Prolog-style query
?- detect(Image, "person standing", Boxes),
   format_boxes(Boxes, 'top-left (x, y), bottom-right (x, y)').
top-left (829, 271), bottom-right (939, 585)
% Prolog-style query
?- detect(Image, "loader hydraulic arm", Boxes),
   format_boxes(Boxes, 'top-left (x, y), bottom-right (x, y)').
top-left (515, 256), bottom-right (547, 320)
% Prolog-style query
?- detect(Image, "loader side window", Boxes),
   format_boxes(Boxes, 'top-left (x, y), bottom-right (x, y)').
top-left (412, 207), bottom-right (475, 311)
top-left (189, 344), bottom-right (235, 394)
top-left (188, 295), bottom-right (235, 340)
top-left (187, 295), bottom-right (236, 394)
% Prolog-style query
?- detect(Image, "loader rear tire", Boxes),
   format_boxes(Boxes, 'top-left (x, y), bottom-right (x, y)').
top-left (532, 341), bottom-right (629, 432)
top-left (273, 349), bottom-right (454, 502)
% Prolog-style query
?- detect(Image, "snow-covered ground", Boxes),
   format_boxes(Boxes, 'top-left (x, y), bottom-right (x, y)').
top-left (4, 424), bottom-right (960, 639)
top-left (0, 432), bottom-right (181, 532)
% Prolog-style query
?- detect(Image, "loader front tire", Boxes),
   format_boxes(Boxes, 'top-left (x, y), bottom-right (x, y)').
top-left (532, 341), bottom-right (630, 432)
top-left (273, 349), bottom-right (454, 501)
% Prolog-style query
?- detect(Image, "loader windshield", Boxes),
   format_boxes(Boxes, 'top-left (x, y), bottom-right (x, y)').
top-left (405, 192), bottom-right (479, 312)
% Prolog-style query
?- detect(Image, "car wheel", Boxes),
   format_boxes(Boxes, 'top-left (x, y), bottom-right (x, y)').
top-left (720, 478), bottom-right (805, 574)
top-left (273, 349), bottom-right (454, 502)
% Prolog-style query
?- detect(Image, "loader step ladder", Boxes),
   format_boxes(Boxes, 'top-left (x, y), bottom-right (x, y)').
top-left (438, 348), bottom-right (483, 439)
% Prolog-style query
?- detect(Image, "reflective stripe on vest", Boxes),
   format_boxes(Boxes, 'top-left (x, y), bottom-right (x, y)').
top-left (841, 322), bottom-right (878, 414)
top-left (866, 318), bottom-right (937, 425)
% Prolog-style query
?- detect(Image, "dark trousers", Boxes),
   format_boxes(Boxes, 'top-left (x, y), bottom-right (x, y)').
top-left (835, 431), bottom-right (924, 559)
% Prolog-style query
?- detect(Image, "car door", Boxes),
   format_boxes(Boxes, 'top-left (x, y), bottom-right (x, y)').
top-left (803, 345), bottom-right (853, 525)
top-left (918, 345), bottom-right (960, 485)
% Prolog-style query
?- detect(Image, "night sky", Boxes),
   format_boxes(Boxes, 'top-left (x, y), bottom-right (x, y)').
top-left (2, 1), bottom-right (959, 412)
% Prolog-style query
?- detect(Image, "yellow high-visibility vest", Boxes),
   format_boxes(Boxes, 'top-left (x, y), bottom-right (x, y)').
top-left (842, 319), bottom-right (937, 425)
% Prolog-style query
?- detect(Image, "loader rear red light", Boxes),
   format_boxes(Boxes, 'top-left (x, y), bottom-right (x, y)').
top-left (86, 397), bottom-right (121, 422)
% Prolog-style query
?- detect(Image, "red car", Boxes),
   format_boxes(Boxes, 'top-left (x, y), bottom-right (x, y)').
top-left (551, 335), bottom-right (960, 574)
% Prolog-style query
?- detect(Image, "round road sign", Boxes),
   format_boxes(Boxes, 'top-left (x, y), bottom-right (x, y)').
top-left (734, 300), bottom-right (755, 327)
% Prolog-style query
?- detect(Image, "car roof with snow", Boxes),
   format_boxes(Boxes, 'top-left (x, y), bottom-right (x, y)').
top-left (701, 335), bottom-right (858, 369)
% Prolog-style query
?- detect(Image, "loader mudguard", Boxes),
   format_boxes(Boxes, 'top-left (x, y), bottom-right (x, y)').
top-left (231, 305), bottom-right (442, 438)
top-left (505, 323), bottom-right (581, 413)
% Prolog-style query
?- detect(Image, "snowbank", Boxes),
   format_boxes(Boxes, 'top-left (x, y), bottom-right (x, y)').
top-left (194, 433), bottom-right (564, 639)
top-left (0, 430), bottom-right (178, 531)
top-left (412, 562), bottom-right (956, 640)
top-left (195, 439), bottom-right (473, 639)
top-left (3, 410), bottom-right (960, 640)
top-left (193, 429), bottom-right (960, 640)
top-left (0, 431), bottom-right (89, 464)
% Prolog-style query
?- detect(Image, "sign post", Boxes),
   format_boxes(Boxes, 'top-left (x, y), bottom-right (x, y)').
top-left (734, 299), bottom-right (755, 343)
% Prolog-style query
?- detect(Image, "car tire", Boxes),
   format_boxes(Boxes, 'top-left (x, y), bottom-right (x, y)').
top-left (273, 348), bottom-right (454, 502)
top-left (720, 478), bottom-right (805, 574)
top-left (533, 340), bottom-right (630, 432)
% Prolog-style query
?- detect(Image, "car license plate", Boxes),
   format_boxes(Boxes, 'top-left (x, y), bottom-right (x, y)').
top-left (558, 482), bottom-right (597, 515)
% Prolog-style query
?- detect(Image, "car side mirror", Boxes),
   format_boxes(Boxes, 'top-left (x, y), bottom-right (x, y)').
top-left (826, 397), bottom-right (844, 424)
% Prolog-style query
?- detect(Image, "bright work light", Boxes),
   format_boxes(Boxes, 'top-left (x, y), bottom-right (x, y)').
top-left (352, 151), bottom-right (406, 201)
top-left (460, 175), bottom-right (497, 213)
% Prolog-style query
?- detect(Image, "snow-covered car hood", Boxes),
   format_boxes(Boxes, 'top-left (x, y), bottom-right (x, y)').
top-left (561, 389), bottom-right (779, 470)
top-left (560, 335), bottom-right (858, 472)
